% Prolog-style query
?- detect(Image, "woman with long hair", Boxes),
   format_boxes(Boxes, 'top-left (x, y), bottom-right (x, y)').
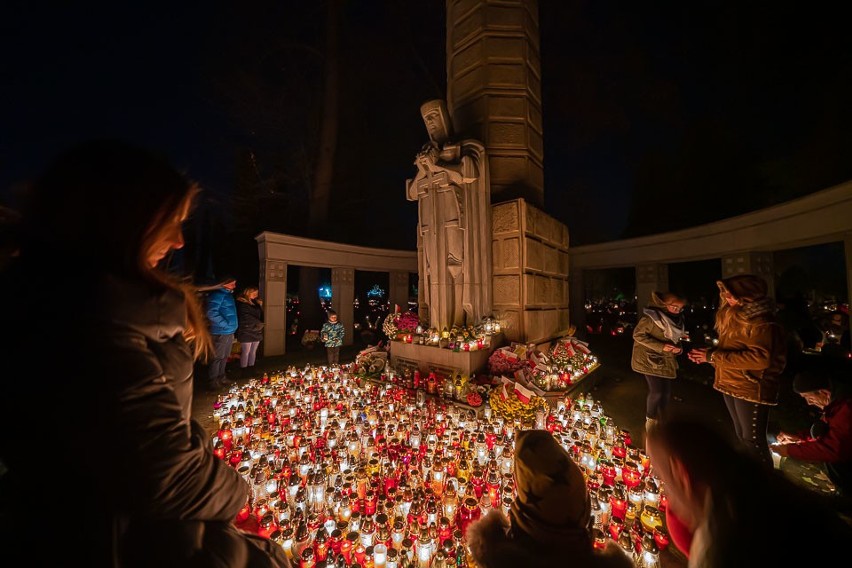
top-left (688, 274), bottom-right (787, 466)
top-left (235, 285), bottom-right (264, 370)
top-left (0, 140), bottom-right (288, 567)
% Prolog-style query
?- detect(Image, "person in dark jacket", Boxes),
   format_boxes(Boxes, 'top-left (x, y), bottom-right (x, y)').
top-left (235, 286), bottom-right (264, 370)
top-left (205, 275), bottom-right (239, 389)
top-left (631, 291), bottom-right (687, 429)
top-left (465, 430), bottom-right (632, 568)
top-left (0, 140), bottom-right (289, 567)
top-left (688, 274), bottom-right (787, 467)
top-left (771, 361), bottom-right (852, 499)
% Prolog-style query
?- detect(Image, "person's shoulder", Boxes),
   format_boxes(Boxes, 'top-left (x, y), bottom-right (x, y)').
top-left (101, 274), bottom-right (185, 336)
top-left (205, 287), bottom-right (229, 302)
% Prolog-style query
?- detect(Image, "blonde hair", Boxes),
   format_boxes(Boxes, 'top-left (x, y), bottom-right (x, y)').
top-left (714, 281), bottom-right (749, 338)
top-left (238, 286), bottom-right (259, 302)
top-left (140, 184), bottom-right (212, 362)
top-left (29, 140), bottom-right (212, 361)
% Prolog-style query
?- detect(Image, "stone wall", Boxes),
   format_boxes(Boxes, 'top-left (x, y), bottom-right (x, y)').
top-left (491, 199), bottom-right (570, 345)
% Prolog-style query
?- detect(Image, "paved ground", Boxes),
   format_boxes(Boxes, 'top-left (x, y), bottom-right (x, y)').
top-left (191, 335), bottom-right (840, 567)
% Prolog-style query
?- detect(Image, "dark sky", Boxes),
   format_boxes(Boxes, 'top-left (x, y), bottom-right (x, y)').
top-left (3, 0), bottom-right (852, 250)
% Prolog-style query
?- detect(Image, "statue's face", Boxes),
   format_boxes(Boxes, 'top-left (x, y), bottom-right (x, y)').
top-left (424, 109), bottom-right (441, 134)
top-left (422, 106), bottom-right (449, 143)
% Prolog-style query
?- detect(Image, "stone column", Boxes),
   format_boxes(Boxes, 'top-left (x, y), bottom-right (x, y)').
top-left (331, 267), bottom-right (355, 347)
top-left (260, 260), bottom-right (287, 356)
top-left (446, 0), bottom-right (544, 207)
top-left (388, 271), bottom-right (410, 314)
top-left (721, 252), bottom-right (775, 299)
top-left (570, 268), bottom-right (586, 336)
top-left (635, 264), bottom-right (669, 308)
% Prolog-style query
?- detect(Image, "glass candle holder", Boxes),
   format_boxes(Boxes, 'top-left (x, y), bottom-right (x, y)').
top-left (374, 543), bottom-right (388, 568)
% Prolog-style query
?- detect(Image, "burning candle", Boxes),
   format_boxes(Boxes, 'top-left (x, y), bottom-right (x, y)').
top-left (374, 543), bottom-right (388, 568)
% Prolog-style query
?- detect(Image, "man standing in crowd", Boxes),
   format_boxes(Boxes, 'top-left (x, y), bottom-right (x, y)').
top-left (205, 275), bottom-right (238, 390)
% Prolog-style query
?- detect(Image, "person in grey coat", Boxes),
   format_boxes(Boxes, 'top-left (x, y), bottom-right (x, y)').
top-left (632, 291), bottom-right (688, 427)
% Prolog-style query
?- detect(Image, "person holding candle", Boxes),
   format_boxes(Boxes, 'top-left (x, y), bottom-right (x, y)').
top-left (645, 417), bottom-right (852, 567)
top-left (631, 291), bottom-right (688, 430)
top-left (465, 429), bottom-right (632, 568)
top-left (0, 140), bottom-right (290, 567)
top-left (321, 309), bottom-right (345, 366)
top-left (687, 274), bottom-right (787, 467)
top-left (770, 361), bottom-right (852, 500)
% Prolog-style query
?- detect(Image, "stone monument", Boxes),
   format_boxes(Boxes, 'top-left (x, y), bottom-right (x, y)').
top-left (406, 99), bottom-right (492, 332)
top-left (394, 0), bottom-right (569, 376)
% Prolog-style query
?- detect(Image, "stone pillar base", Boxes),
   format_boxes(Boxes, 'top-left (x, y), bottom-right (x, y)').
top-left (388, 337), bottom-right (504, 377)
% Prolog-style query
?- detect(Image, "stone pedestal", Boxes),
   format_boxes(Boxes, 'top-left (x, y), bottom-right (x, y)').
top-left (389, 336), bottom-right (503, 377)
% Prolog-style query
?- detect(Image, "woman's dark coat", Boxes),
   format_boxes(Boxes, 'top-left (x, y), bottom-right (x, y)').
top-left (0, 254), bottom-right (288, 567)
top-left (236, 299), bottom-right (264, 343)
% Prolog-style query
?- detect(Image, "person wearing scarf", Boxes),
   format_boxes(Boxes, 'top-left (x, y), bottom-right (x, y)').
top-left (688, 274), bottom-right (787, 466)
top-left (465, 430), bottom-right (632, 568)
top-left (631, 291), bottom-right (688, 430)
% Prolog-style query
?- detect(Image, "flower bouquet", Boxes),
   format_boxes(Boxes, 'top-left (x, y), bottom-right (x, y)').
top-left (354, 344), bottom-right (388, 379)
top-left (487, 344), bottom-right (530, 376)
top-left (394, 311), bottom-right (420, 333)
top-left (382, 313), bottom-right (398, 339)
top-left (383, 310), bottom-right (420, 340)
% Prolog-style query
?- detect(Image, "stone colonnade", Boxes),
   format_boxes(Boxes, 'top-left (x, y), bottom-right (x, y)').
top-left (256, 233), bottom-right (418, 356)
top-left (569, 181), bottom-right (852, 345)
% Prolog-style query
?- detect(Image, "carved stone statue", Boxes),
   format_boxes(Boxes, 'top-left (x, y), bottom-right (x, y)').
top-left (406, 99), bottom-right (492, 331)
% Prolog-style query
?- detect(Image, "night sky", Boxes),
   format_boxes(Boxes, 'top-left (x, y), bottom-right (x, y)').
top-left (3, 1), bottom-right (851, 257)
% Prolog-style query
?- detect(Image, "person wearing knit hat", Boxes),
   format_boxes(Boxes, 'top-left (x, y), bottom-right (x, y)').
top-left (687, 274), bottom-right (787, 467)
top-left (771, 359), bottom-right (852, 498)
top-left (465, 430), bottom-right (632, 568)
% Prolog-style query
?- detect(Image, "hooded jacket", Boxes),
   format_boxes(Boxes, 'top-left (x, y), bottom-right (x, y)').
top-left (631, 291), bottom-right (687, 379)
top-left (710, 276), bottom-right (787, 405)
top-left (206, 286), bottom-right (239, 335)
top-left (466, 510), bottom-right (633, 568)
top-left (466, 430), bottom-right (633, 568)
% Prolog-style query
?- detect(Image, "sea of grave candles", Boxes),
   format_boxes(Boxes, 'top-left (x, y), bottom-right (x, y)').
top-left (210, 364), bottom-right (670, 568)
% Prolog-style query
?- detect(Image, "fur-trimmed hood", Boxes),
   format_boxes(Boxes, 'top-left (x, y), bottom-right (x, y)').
top-left (466, 511), bottom-right (634, 568)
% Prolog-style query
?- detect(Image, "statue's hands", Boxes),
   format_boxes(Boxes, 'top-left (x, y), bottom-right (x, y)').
top-left (419, 145), bottom-right (439, 165)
